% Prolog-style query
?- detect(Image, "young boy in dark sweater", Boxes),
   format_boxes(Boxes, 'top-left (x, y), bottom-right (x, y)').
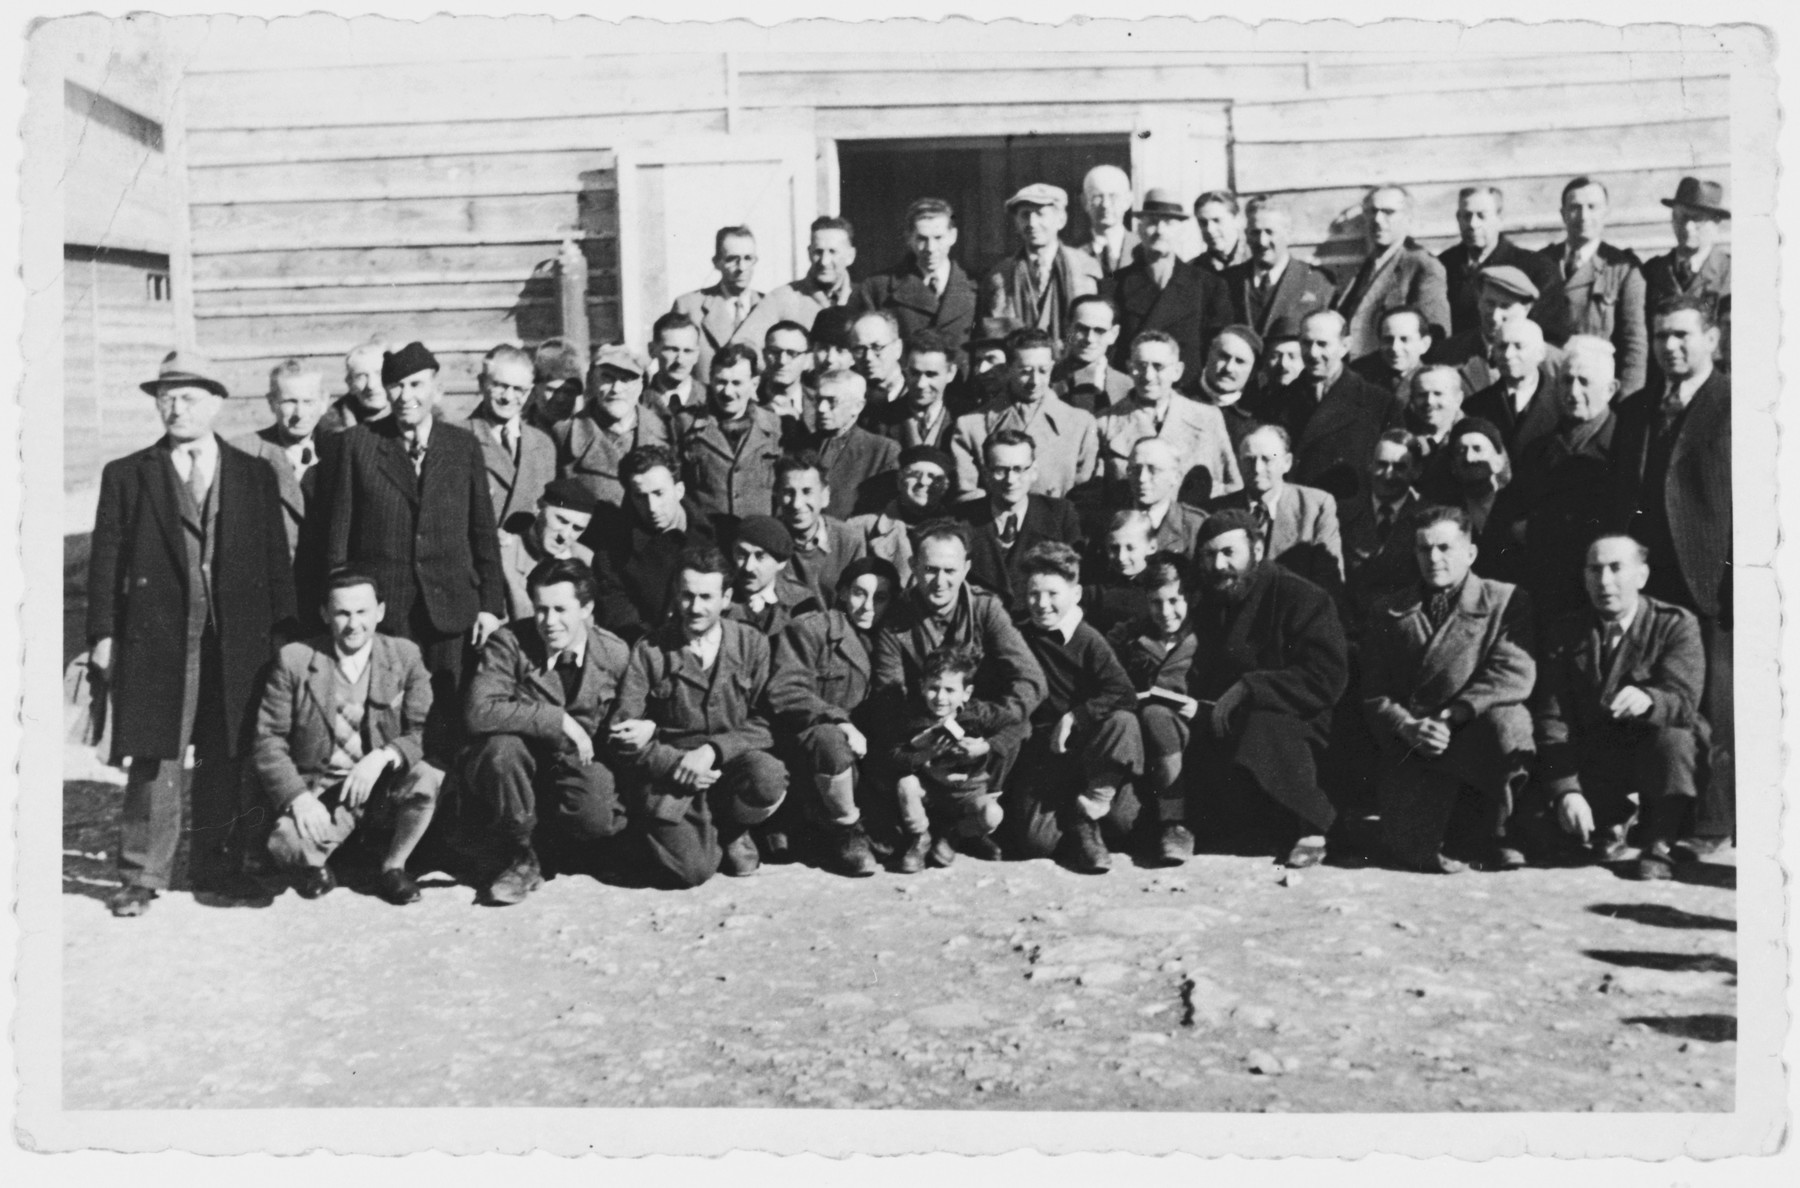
top-left (1106, 551), bottom-right (1202, 865)
top-left (1081, 508), bottom-right (1154, 635)
top-left (1010, 541), bottom-right (1144, 874)
top-left (889, 645), bottom-right (1021, 872)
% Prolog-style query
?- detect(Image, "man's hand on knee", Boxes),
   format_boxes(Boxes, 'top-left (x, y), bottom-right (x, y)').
top-left (836, 721), bottom-right (868, 759)
top-left (560, 713), bottom-right (596, 765)
top-left (289, 792), bottom-right (333, 848)
top-left (343, 747), bottom-right (398, 808)
top-left (673, 745), bottom-right (721, 790)
top-left (1556, 790), bottom-right (1594, 843)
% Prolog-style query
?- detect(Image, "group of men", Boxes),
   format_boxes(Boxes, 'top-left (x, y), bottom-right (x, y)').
top-left (85, 166), bottom-right (1734, 915)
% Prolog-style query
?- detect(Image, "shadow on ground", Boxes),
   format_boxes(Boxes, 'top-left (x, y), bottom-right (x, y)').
top-left (1586, 902), bottom-right (1736, 931)
top-left (1622, 1014), bottom-right (1737, 1043)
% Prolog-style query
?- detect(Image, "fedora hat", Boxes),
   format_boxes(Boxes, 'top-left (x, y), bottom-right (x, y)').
top-left (1126, 187), bottom-right (1191, 227)
top-left (139, 349), bottom-right (229, 398)
top-left (1661, 177), bottom-right (1730, 219)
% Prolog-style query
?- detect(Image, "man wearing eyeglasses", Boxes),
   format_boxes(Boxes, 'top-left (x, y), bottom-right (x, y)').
top-left (849, 309), bottom-right (908, 412)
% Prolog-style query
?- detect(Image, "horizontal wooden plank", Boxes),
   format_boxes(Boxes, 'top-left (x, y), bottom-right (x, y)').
top-left (189, 148), bottom-right (618, 205)
top-left (183, 55), bottom-right (726, 131)
top-left (192, 240), bottom-right (618, 284)
top-left (1236, 117), bottom-right (1730, 195)
top-left (194, 267), bottom-right (618, 293)
top-left (738, 52), bottom-right (1316, 75)
top-left (744, 63), bottom-right (1307, 111)
top-left (186, 109), bottom-right (725, 168)
top-left (194, 307), bottom-right (577, 359)
top-left (189, 193), bottom-right (587, 256)
top-left (1306, 51), bottom-right (1732, 98)
top-left (1235, 74), bottom-right (1730, 145)
top-left (1306, 219), bottom-right (1686, 272)
top-left (815, 102), bottom-right (1162, 141)
top-left (197, 285), bottom-right (621, 319)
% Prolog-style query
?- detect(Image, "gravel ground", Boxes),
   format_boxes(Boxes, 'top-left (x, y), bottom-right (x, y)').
top-left (62, 767), bottom-right (1736, 1113)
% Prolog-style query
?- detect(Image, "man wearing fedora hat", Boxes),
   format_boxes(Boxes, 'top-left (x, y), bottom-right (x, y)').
top-left (1101, 188), bottom-right (1233, 384)
top-left (88, 349), bottom-right (298, 915)
top-left (980, 183), bottom-right (1103, 350)
top-left (1642, 177), bottom-right (1731, 361)
top-left (325, 341), bottom-right (507, 759)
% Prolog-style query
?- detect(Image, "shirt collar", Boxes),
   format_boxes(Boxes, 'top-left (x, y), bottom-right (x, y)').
top-left (685, 623), bottom-right (724, 663)
top-left (1259, 486), bottom-right (1285, 515)
top-left (1600, 601), bottom-right (1638, 635)
top-left (1257, 257), bottom-right (1290, 286)
top-left (402, 416), bottom-right (433, 447)
top-left (1047, 604), bottom-right (1084, 643)
top-left (167, 432), bottom-right (218, 460)
top-left (1567, 240), bottom-right (1600, 269)
top-left (546, 632), bottom-right (588, 673)
top-left (1669, 367), bottom-right (1712, 407)
top-left (334, 637), bottom-right (374, 681)
top-left (746, 583), bottom-right (781, 613)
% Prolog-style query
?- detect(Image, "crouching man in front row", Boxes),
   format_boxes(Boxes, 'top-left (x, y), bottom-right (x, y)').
top-left (459, 557), bottom-right (633, 904)
top-left (255, 569), bottom-right (443, 905)
top-left (612, 546), bottom-right (789, 887)
top-left (1534, 534), bottom-right (1706, 880)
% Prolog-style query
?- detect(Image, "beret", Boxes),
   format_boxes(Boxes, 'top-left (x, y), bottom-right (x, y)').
top-left (1477, 265), bottom-right (1540, 303)
top-left (734, 514), bottom-right (794, 562)
top-left (812, 306), bottom-right (856, 350)
top-left (898, 444), bottom-right (955, 476)
top-left (836, 555), bottom-right (901, 595)
top-left (1263, 314), bottom-right (1303, 344)
top-left (1194, 508), bottom-right (1262, 549)
top-left (592, 343), bottom-right (649, 378)
top-left (540, 477), bottom-right (600, 515)
top-left (1448, 416), bottom-right (1506, 457)
top-left (381, 341), bottom-right (439, 387)
top-left (1006, 182), bottom-right (1068, 209)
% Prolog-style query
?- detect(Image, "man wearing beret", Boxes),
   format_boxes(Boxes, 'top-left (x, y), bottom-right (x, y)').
top-left (980, 183), bottom-right (1103, 349)
top-left (1333, 185), bottom-right (1452, 359)
top-left (88, 350), bottom-right (297, 914)
top-left (325, 341), bottom-right (506, 758)
top-left (1437, 186), bottom-right (1560, 338)
top-left (1102, 189), bottom-right (1233, 381)
top-left (1184, 509), bottom-right (1349, 868)
top-left (499, 479), bottom-right (599, 622)
top-left (1641, 177), bottom-right (1731, 379)
top-left (553, 343), bottom-right (670, 508)
top-left (1532, 175), bottom-right (1649, 395)
top-left (726, 515), bottom-right (822, 637)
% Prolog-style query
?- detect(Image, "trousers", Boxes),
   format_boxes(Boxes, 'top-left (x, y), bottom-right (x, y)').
top-left (459, 734), bottom-right (627, 856)
top-left (1003, 709), bottom-right (1145, 859)
top-left (266, 762), bottom-right (445, 870)
top-left (636, 750), bottom-right (788, 888)
top-left (1573, 724), bottom-right (1700, 835)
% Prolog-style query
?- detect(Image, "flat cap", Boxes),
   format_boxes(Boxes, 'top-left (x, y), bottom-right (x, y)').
top-left (140, 348), bottom-right (228, 398)
top-left (1005, 182), bottom-right (1068, 210)
top-left (734, 515), bottom-right (794, 562)
top-left (592, 343), bottom-right (649, 378)
top-left (1477, 265), bottom-right (1540, 303)
top-left (897, 444), bottom-right (955, 477)
top-left (381, 341), bottom-right (439, 387)
top-left (540, 477), bottom-right (601, 516)
top-left (1194, 508), bottom-right (1261, 549)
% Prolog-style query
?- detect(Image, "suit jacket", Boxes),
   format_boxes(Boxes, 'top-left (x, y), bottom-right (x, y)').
top-left (851, 256), bottom-right (979, 349)
top-left (949, 392), bottom-right (1099, 500)
top-left (846, 502), bottom-right (923, 589)
top-left (1150, 500), bottom-right (1209, 557)
top-left (960, 494), bottom-right (1084, 607)
top-left (1428, 332), bottom-right (1565, 407)
top-left (1465, 374), bottom-right (1561, 459)
top-left (614, 619), bottom-right (776, 783)
top-left (807, 425), bottom-right (902, 520)
top-left (1361, 576), bottom-right (1536, 793)
top-left (1533, 596), bottom-right (1706, 793)
top-left (1187, 563), bottom-right (1348, 746)
top-left (672, 403), bottom-right (785, 520)
top-left (1340, 489), bottom-right (1423, 634)
top-left (865, 395), bottom-right (968, 454)
top-left (1531, 241), bottom-right (1648, 394)
top-left (466, 619), bottom-right (632, 751)
top-left (1513, 415), bottom-right (1615, 622)
top-left (1608, 371), bottom-right (1732, 621)
top-left (768, 608), bottom-right (875, 732)
top-left (88, 438), bottom-right (297, 760)
top-left (252, 632), bottom-right (433, 810)
top-left (497, 530), bottom-right (594, 622)
top-left (1210, 484), bottom-right (1344, 592)
top-left (1053, 357), bottom-right (1135, 414)
top-left (227, 426), bottom-right (315, 560)
top-left (1334, 240), bottom-right (1452, 357)
top-left (759, 275), bottom-right (855, 332)
top-left (1258, 368), bottom-right (1407, 500)
top-left (588, 499), bottom-right (720, 643)
top-left (870, 584), bottom-right (1049, 737)
top-left (1095, 393), bottom-right (1243, 499)
top-left (1225, 256), bottom-right (1336, 339)
top-left (325, 418), bottom-right (506, 637)
top-left (670, 283), bottom-right (783, 381)
top-left (465, 407), bottom-right (555, 533)
top-left (1641, 247), bottom-right (1731, 385)
top-left (552, 404), bottom-right (671, 508)
top-left (1103, 258), bottom-right (1233, 378)
top-left (980, 244), bottom-right (1103, 345)
top-left (1438, 237), bottom-right (1559, 337)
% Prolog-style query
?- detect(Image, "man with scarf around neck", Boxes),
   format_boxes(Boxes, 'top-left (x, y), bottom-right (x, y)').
top-left (1362, 504), bottom-right (1536, 874)
top-left (846, 444), bottom-right (952, 589)
top-left (723, 515), bottom-right (821, 639)
top-left (766, 556), bottom-right (902, 877)
top-left (1183, 509), bottom-right (1348, 869)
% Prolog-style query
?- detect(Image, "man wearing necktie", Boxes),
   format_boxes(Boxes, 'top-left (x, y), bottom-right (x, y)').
top-left (326, 342), bottom-right (507, 764)
top-left (1332, 184), bottom-right (1451, 360)
top-left (1076, 164), bottom-right (1138, 280)
top-left (1341, 429), bottom-right (1425, 636)
top-left (465, 343), bottom-right (554, 551)
top-left (1534, 535), bottom-right (1705, 879)
top-left (88, 351), bottom-right (296, 915)
top-left (1530, 176), bottom-right (1648, 394)
top-left (669, 225), bottom-right (778, 381)
top-left (1641, 177), bottom-right (1732, 385)
top-left (230, 359), bottom-right (332, 594)
top-left (848, 198), bottom-right (979, 350)
top-left (1225, 197), bottom-right (1336, 340)
top-left (980, 183), bottom-right (1102, 349)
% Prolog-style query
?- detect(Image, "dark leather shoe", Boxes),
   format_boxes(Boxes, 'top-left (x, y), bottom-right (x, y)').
top-left (759, 829), bottom-right (794, 864)
top-left (1421, 852), bottom-right (1468, 875)
top-left (896, 832), bottom-right (930, 874)
top-left (1592, 823), bottom-right (1633, 864)
top-left (375, 867), bottom-right (422, 905)
top-left (1485, 842), bottom-right (1527, 871)
top-left (486, 849), bottom-right (541, 905)
top-left (1284, 837), bottom-right (1328, 869)
top-left (1157, 823), bottom-right (1195, 866)
top-left (1677, 835), bottom-right (1732, 861)
top-left (295, 865), bottom-right (338, 900)
top-left (1067, 818), bottom-right (1112, 874)
top-left (1632, 844), bottom-right (1676, 881)
top-left (821, 822), bottom-right (877, 878)
top-left (961, 833), bottom-right (1004, 862)
top-left (720, 832), bottom-right (761, 877)
top-left (927, 835), bottom-right (958, 868)
top-left (108, 885), bottom-right (156, 917)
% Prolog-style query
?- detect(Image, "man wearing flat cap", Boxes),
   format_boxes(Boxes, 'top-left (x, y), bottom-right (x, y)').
top-left (980, 183), bottom-right (1103, 349)
top-left (499, 478), bottom-right (599, 622)
top-left (88, 350), bottom-right (297, 915)
top-left (1101, 188), bottom-right (1233, 382)
top-left (326, 341), bottom-right (506, 759)
top-left (1641, 177), bottom-right (1731, 375)
top-left (1428, 265), bottom-right (1564, 398)
top-left (553, 343), bottom-right (670, 508)
top-left (1437, 186), bottom-right (1559, 338)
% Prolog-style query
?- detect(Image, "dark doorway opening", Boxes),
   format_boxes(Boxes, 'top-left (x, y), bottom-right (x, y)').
top-left (837, 133), bottom-right (1133, 284)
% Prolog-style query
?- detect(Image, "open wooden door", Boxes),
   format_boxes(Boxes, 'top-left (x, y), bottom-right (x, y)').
top-left (614, 134), bottom-right (818, 351)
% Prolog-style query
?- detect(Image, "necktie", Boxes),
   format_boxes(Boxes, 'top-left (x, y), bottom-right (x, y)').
top-left (1426, 588), bottom-right (1454, 632)
top-left (184, 444), bottom-right (210, 508)
top-left (557, 651), bottom-right (582, 706)
top-left (404, 432), bottom-right (425, 473)
top-left (501, 421), bottom-right (519, 463)
top-left (1100, 241), bottom-right (1115, 274)
top-left (1375, 505), bottom-right (1395, 544)
top-left (999, 513), bottom-right (1018, 547)
top-left (929, 272), bottom-right (944, 299)
top-left (1602, 622), bottom-right (1625, 667)
top-left (1253, 499), bottom-right (1273, 548)
top-left (1658, 386), bottom-right (1686, 437)
top-left (299, 444), bottom-right (315, 468)
top-left (1564, 252), bottom-right (1579, 281)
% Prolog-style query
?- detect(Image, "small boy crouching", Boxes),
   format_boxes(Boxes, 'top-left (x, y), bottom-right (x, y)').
top-left (1106, 551), bottom-right (1202, 866)
top-left (1009, 541), bottom-right (1145, 873)
top-left (889, 645), bottom-right (1020, 872)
